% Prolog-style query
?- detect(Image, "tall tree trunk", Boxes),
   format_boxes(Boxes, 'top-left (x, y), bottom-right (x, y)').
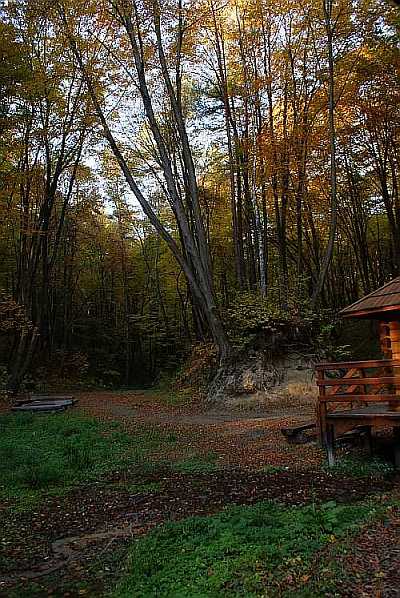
top-left (312, 0), bottom-right (338, 308)
top-left (61, 4), bottom-right (231, 362)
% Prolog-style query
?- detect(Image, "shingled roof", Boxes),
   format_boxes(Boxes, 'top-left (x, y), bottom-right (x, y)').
top-left (340, 276), bottom-right (400, 319)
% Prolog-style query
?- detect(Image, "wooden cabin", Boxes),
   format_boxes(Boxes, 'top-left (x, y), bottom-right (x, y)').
top-left (317, 276), bottom-right (400, 466)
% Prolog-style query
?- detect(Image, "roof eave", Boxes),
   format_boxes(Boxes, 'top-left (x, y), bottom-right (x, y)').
top-left (340, 304), bottom-right (400, 319)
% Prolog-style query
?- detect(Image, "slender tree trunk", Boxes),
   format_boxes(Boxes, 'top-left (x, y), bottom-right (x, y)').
top-left (312, 0), bottom-right (338, 308)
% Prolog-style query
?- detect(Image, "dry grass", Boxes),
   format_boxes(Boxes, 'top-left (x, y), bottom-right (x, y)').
top-left (223, 394), bottom-right (269, 412)
top-left (269, 382), bottom-right (318, 412)
top-left (223, 382), bottom-right (318, 414)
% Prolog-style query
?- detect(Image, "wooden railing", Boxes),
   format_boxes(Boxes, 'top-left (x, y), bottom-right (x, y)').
top-left (316, 359), bottom-right (400, 443)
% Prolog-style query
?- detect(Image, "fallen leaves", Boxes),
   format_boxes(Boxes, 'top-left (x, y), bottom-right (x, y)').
top-left (1, 390), bottom-right (399, 597)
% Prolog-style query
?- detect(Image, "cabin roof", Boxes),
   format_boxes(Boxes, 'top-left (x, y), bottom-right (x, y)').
top-left (340, 276), bottom-right (400, 319)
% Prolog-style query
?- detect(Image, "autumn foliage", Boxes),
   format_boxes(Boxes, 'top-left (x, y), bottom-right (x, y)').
top-left (0, 0), bottom-right (398, 390)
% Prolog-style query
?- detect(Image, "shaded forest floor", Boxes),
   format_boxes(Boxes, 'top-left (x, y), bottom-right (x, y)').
top-left (1, 390), bottom-right (400, 597)
top-left (77, 389), bottom-right (323, 469)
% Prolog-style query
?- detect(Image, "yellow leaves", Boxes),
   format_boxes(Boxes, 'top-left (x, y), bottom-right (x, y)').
top-left (328, 534), bottom-right (337, 543)
top-left (284, 555), bottom-right (303, 566)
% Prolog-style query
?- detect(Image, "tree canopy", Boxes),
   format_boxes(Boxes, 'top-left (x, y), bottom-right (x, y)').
top-left (0, 0), bottom-right (399, 389)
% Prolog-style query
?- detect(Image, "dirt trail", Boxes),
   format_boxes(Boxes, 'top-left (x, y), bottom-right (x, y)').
top-left (74, 390), bottom-right (320, 470)
top-left (76, 390), bottom-right (315, 424)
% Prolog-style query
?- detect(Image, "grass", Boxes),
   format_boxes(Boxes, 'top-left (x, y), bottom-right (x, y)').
top-left (0, 412), bottom-right (176, 507)
top-left (171, 452), bottom-right (219, 474)
top-left (323, 455), bottom-right (394, 478)
top-left (260, 464), bottom-right (288, 474)
top-left (0, 412), bottom-right (221, 510)
top-left (282, 500), bottom-right (400, 597)
top-left (123, 481), bottom-right (163, 493)
top-left (1, 411), bottom-right (397, 597)
top-left (281, 534), bottom-right (358, 597)
top-left (140, 372), bottom-right (196, 407)
top-left (143, 385), bottom-right (194, 407)
top-left (112, 499), bottom-right (383, 597)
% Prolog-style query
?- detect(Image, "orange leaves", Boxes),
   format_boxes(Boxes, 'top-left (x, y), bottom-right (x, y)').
top-left (0, 292), bottom-right (33, 334)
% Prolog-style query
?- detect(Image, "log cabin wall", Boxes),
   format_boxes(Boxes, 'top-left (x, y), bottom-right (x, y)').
top-left (379, 322), bottom-right (392, 359)
top-left (389, 321), bottom-right (400, 411)
top-left (337, 278), bottom-right (400, 414)
top-left (379, 321), bottom-right (400, 411)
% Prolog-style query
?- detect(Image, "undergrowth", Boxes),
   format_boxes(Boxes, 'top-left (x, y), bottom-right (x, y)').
top-left (0, 412), bottom-right (223, 509)
top-left (142, 377), bottom-right (195, 406)
top-left (0, 413), bottom-right (176, 506)
top-left (324, 456), bottom-right (394, 478)
top-left (113, 499), bottom-right (383, 597)
top-left (171, 452), bottom-right (219, 474)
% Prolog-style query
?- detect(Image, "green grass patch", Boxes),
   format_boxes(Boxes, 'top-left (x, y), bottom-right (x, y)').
top-left (260, 465), bottom-right (287, 474)
top-left (113, 499), bottom-right (381, 597)
top-left (171, 452), bottom-right (219, 474)
top-left (0, 412), bottom-right (176, 507)
top-left (111, 481), bottom-right (163, 494)
top-left (141, 373), bottom-right (195, 407)
top-left (282, 500), bottom-right (400, 597)
top-left (323, 456), bottom-right (394, 478)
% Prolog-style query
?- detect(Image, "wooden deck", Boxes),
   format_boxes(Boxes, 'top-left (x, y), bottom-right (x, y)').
top-left (316, 359), bottom-right (400, 467)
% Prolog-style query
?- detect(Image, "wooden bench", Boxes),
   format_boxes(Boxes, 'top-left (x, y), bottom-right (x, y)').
top-left (12, 395), bottom-right (77, 413)
top-left (325, 405), bottom-right (400, 467)
top-left (281, 422), bottom-right (316, 443)
top-left (316, 359), bottom-right (400, 467)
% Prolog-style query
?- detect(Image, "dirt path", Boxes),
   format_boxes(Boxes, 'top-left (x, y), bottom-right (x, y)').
top-left (76, 390), bottom-right (314, 422)
top-left (76, 390), bottom-right (321, 469)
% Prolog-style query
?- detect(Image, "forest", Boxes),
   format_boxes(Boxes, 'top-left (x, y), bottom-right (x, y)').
top-left (2, 2), bottom-right (400, 597)
top-left (0, 0), bottom-right (399, 392)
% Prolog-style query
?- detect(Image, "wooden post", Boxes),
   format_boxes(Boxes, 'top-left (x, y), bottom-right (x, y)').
top-left (389, 321), bottom-right (400, 411)
top-left (364, 426), bottom-right (373, 456)
top-left (326, 424), bottom-right (335, 467)
top-left (317, 368), bottom-right (327, 447)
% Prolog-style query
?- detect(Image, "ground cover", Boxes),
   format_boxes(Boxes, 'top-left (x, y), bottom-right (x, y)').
top-left (113, 499), bottom-right (390, 598)
top-left (0, 412), bottom-right (176, 508)
top-left (1, 391), bottom-right (399, 597)
top-left (282, 502), bottom-right (400, 598)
